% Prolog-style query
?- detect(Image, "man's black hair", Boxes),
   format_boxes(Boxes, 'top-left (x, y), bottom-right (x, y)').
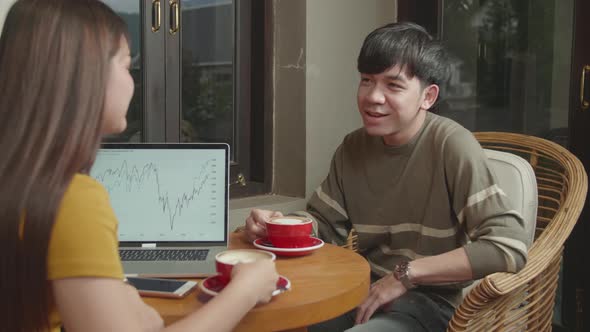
top-left (357, 22), bottom-right (451, 107)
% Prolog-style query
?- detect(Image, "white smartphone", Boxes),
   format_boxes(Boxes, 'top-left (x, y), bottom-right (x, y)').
top-left (125, 277), bottom-right (197, 298)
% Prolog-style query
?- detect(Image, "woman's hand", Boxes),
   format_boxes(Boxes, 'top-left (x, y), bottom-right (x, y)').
top-left (229, 259), bottom-right (280, 304)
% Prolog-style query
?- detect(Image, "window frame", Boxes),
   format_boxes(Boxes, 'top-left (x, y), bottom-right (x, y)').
top-left (114, 0), bottom-right (305, 199)
top-left (138, 0), bottom-right (270, 198)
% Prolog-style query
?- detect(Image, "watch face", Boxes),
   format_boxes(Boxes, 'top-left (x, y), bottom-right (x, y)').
top-left (395, 261), bottom-right (409, 275)
top-left (393, 264), bottom-right (404, 279)
top-left (393, 261), bottom-right (416, 289)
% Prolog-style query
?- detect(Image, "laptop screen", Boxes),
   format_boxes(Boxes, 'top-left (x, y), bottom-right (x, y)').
top-left (90, 143), bottom-right (229, 244)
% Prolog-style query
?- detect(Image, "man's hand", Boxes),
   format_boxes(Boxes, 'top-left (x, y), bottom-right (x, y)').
top-left (354, 273), bottom-right (408, 325)
top-left (244, 208), bottom-right (283, 242)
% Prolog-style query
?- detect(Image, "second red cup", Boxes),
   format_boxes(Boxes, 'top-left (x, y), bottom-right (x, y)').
top-left (215, 249), bottom-right (276, 285)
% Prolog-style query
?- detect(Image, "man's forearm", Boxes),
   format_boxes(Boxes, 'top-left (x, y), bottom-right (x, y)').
top-left (409, 247), bottom-right (473, 285)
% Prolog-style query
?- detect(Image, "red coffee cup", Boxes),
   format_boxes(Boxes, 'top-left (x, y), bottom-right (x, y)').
top-left (215, 249), bottom-right (276, 285)
top-left (266, 216), bottom-right (313, 248)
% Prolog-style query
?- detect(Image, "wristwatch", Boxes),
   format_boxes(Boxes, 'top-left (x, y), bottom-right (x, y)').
top-left (393, 260), bottom-right (417, 290)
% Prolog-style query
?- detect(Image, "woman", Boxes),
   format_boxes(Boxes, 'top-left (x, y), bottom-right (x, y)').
top-left (0, 1), bottom-right (279, 331)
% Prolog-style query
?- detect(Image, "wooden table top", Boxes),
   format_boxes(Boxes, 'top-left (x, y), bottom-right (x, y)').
top-left (143, 232), bottom-right (370, 331)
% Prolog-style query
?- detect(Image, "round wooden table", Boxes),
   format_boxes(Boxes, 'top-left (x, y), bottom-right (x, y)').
top-left (143, 232), bottom-right (370, 331)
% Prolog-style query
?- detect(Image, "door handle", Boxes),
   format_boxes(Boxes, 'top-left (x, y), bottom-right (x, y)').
top-left (169, 0), bottom-right (180, 35)
top-left (230, 173), bottom-right (247, 187)
top-left (151, 0), bottom-right (161, 32)
top-left (580, 65), bottom-right (590, 110)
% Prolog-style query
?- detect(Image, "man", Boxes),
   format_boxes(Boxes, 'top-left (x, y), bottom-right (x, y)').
top-left (243, 22), bottom-right (528, 332)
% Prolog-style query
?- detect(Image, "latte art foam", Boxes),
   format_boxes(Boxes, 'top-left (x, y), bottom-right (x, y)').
top-left (268, 218), bottom-right (311, 225)
top-left (217, 250), bottom-right (272, 265)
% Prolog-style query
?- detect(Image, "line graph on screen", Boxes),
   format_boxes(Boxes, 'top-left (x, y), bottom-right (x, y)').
top-left (93, 158), bottom-right (219, 231)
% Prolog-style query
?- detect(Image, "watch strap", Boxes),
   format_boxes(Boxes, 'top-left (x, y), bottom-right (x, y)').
top-left (394, 260), bottom-right (416, 290)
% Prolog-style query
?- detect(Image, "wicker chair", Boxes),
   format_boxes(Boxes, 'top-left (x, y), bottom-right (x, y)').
top-left (342, 132), bottom-right (587, 332)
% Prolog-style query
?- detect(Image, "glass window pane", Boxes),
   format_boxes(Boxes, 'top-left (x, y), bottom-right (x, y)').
top-left (180, 0), bottom-right (234, 147)
top-left (441, 0), bottom-right (574, 146)
top-left (102, 0), bottom-right (143, 142)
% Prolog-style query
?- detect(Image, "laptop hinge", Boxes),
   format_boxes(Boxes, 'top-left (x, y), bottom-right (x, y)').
top-left (141, 243), bottom-right (157, 248)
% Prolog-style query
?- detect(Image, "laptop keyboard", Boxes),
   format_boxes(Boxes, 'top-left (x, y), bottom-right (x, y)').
top-left (119, 249), bottom-right (209, 262)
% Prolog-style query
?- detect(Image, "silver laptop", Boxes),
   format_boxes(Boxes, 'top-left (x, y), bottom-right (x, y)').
top-left (90, 143), bottom-right (229, 277)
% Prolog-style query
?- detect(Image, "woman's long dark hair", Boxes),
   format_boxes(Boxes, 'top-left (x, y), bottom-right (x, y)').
top-left (0, 1), bottom-right (127, 330)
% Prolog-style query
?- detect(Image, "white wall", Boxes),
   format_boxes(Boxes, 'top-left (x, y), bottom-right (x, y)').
top-left (0, 0), bottom-right (15, 33)
top-left (305, 0), bottom-right (396, 198)
top-left (229, 0), bottom-right (397, 230)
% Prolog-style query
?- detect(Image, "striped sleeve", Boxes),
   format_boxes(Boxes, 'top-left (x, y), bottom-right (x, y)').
top-left (291, 144), bottom-right (352, 246)
top-left (444, 128), bottom-right (529, 279)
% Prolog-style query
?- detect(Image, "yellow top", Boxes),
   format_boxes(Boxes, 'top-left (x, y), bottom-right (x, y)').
top-left (47, 174), bottom-right (123, 331)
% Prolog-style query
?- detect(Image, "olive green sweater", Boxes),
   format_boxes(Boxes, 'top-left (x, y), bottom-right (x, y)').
top-left (293, 112), bottom-right (528, 307)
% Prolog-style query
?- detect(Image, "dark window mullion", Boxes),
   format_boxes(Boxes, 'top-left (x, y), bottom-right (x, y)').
top-left (235, 0), bottom-right (252, 185)
top-left (165, 0), bottom-right (181, 142)
top-left (143, 0), bottom-right (167, 142)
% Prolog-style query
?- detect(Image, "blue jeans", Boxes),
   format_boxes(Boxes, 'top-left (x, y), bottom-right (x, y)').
top-left (308, 290), bottom-right (455, 332)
